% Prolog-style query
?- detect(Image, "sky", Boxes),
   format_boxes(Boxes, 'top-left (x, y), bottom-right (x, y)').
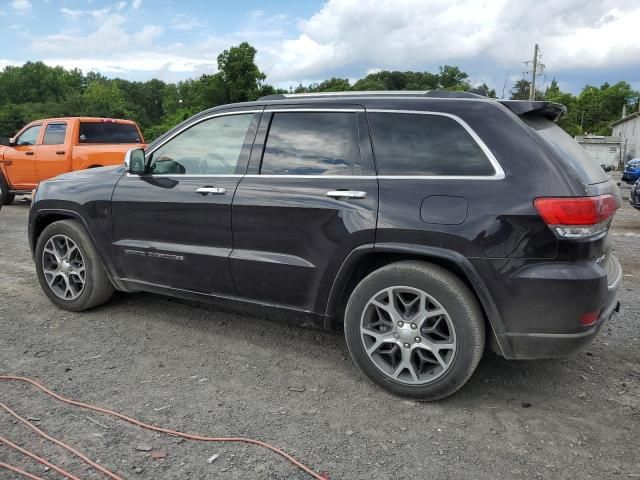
top-left (1, 0), bottom-right (639, 96)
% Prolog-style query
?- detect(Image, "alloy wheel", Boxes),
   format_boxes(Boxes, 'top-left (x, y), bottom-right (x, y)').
top-left (42, 235), bottom-right (86, 300)
top-left (360, 286), bottom-right (457, 385)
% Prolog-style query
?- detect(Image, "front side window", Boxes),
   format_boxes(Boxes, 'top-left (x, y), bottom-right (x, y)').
top-left (260, 112), bottom-right (360, 175)
top-left (369, 113), bottom-right (495, 176)
top-left (150, 114), bottom-right (253, 175)
top-left (43, 123), bottom-right (67, 145)
top-left (16, 125), bottom-right (42, 146)
top-left (79, 122), bottom-right (141, 144)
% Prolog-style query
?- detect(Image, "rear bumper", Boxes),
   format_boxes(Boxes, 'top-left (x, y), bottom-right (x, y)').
top-left (493, 254), bottom-right (622, 359)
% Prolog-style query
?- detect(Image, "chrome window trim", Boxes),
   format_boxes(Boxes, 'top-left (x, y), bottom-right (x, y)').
top-left (136, 107), bottom-right (504, 181)
top-left (127, 173), bottom-right (244, 178)
top-left (264, 108), bottom-right (363, 113)
top-left (366, 109), bottom-right (505, 180)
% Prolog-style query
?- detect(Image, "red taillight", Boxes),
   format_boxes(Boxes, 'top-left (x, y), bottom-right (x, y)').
top-left (580, 310), bottom-right (600, 327)
top-left (534, 195), bottom-right (617, 225)
top-left (534, 195), bottom-right (618, 239)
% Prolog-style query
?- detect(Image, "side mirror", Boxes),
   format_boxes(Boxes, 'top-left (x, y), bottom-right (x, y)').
top-left (124, 148), bottom-right (146, 174)
top-left (8, 137), bottom-right (16, 147)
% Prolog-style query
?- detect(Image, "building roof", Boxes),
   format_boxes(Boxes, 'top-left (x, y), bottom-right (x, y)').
top-left (611, 111), bottom-right (639, 127)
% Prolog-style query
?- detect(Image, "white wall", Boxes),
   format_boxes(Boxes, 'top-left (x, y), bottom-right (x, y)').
top-left (613, 115), bottom-right (640, 161)
top-left (579, 143), bottom-right (621, 168)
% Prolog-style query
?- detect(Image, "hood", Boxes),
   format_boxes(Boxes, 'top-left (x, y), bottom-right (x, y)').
top-left (50, 164), bottom-right (125, 182)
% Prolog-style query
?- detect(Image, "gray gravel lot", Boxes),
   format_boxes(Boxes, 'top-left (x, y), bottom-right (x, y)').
top-left (1, 180), bottom-right (639, 479)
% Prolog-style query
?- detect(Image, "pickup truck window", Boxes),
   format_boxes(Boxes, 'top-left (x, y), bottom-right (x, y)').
top-left (79, 122), bottom-right (141, 144)
top-left (260, 112), bottom-right (359, 176)
top-left (42, 123), bottom-right (67, 145)
top-left (17, 125), bottom-right (42, 146)
top-left (150, 113), bottom-right (253, 175)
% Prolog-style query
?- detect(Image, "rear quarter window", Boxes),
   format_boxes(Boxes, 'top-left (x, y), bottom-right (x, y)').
top-left (523, 115), bottom-right (608, 185)
top-left (368, 112), bottom-right (496, 176)
top-left (79, 122), bottom-right (141, 144)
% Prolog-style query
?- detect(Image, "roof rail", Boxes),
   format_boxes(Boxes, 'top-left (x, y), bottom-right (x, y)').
top-left (258, 90), bottom-right (486, 101)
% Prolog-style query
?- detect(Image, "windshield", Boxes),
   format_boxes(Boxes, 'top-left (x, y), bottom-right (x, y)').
top-left (79, 122), bottom-right (142, 144)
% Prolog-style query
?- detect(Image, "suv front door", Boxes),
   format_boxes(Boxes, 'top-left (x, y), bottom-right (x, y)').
top-left (111, 109), bottom-right (261, 295)
top-left (230, 107), bottom-right (379, 313)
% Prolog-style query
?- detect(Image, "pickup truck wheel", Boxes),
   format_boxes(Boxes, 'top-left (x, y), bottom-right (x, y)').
top-left (344, 261), bottom-right (485, 401)
top-left (0, 173), bottom-right (15, 205)
top-left (35, 220), bottom-right (114, 311)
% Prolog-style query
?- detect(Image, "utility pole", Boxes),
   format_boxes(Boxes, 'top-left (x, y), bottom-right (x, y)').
top-left (529, 44), bottom-right (538, 101)
top-left (522, 44), bottom-right (544, 101)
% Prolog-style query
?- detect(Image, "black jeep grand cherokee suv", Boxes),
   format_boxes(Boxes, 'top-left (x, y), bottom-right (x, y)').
top-left (29, 91), bottom-right (622, 400)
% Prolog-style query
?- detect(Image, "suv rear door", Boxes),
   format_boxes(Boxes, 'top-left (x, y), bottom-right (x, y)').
top-left (230, 106), bottom-right (378, 313)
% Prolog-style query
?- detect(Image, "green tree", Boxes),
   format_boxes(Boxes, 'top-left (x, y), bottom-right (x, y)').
top-left (438, 65), bottom-right (469, 90)
top-left (80, 81), bottom-right (130, 118)
top-left (217, 42), bottom-right (266, 103)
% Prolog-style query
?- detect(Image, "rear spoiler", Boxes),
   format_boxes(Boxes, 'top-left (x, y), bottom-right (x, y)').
top-left (498, 100), bottom-right (566, 122)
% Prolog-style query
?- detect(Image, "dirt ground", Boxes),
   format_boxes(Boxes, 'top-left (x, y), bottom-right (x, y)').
top-left (1, 177), bottom-right (639, 480)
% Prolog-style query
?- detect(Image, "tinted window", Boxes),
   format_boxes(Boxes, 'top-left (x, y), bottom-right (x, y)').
top-left (150, 114), bottom-right (253, 175)
top-left (43, 123), bottom-right (67, 145)
top-left (17, 125), bottom-right (42, 146)
top-left (79, 122), bottom-right (141, 144)
top-left (524, 115), bottom-right (608, 185)
top-left (261, 112), bottom-right (359, 175)
top-left (369, 113), bottom-right (495, 176)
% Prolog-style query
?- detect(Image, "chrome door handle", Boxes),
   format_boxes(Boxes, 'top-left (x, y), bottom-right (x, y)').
top-left (326, 190), bottom-right (367, 199)
top-left (196, 187), bottom-right (226, 195)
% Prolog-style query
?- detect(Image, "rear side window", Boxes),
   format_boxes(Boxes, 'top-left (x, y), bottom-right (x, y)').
top-left (523, 115), bottom-right (608, 184)
top-left (368, 113), bottom-right (495, 176)
top-left (79, 122), bottom-right (141, 144)
top-left (261, 112), bottom-right (359, 175)
top-left (43, 123), bottom-right (67, 145)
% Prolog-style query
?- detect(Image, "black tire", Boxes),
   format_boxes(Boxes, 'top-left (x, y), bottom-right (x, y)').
top-left (0, 173), bottom-right (15, 205)
top-left (35, 220), bottom-right (114, 311)
top-left (344, 261), bottom-right (485, 401)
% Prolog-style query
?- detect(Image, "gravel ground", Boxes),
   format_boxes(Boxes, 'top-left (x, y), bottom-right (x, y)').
top-left (1, 178), bottom-right (639, 480)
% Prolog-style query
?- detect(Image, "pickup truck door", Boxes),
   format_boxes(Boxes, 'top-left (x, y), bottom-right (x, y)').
top-left (3, 123), bottom-right (42, 189)
top-left (36, 121), bottom-right (72, 180)
top-left (111, 109), bottom-right (261, 296)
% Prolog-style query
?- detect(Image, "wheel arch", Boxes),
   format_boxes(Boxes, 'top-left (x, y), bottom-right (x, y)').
top-left (30, 208), bottom-right (125, 291)
top-left (325, 242), bottom-right (510, 357)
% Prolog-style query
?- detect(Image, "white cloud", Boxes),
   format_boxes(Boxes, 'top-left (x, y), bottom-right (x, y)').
top-left (10, 0), bottom-right (31, 15)
top-left (14, 0), bottom-right (640, 89)
top-left (257, 0), bottom-right (640, 83)
top-left (170, 14), bottom-right (206, 31)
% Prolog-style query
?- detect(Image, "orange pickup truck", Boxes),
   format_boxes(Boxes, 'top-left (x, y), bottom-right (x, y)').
top-left (0, 117), bottom-right (145, 204)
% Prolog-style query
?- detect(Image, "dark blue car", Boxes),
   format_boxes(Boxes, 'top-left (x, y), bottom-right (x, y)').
top-left (622, 159), bottom-right (640, 184)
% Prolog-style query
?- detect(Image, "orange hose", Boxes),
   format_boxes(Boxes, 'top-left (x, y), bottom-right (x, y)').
top-left (0, 435), bottom-right (81, 480)
top-left (0, 463), bottom-right (45, 480)
top-left (1, 402), bottom-right (123, 480)
top-left (1, 375), bottom-right (327, 480)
